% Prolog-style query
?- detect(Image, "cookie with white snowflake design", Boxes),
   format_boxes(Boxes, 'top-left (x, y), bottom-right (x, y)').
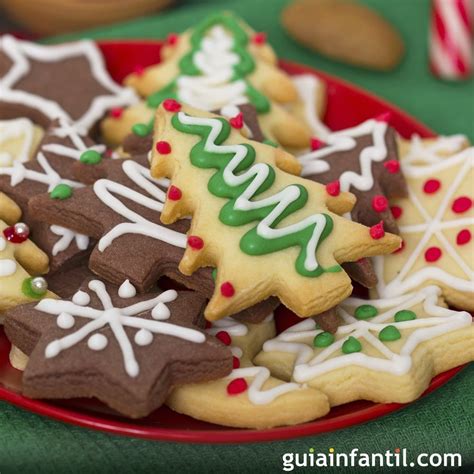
top-left (373, 148), bottom-right (474, 311)
top-left (101, 13), bottom-right (312, 149)
top-left (0, 118), bottom-right (44, 166)
top-left (255, 286), bottom-right (473, 406)
top-left (0, 35), bottom-right (137, 131)
top-left (4, 277), bottom-right (232, 418)
top-left (167, 313), bottom-right (329, 428)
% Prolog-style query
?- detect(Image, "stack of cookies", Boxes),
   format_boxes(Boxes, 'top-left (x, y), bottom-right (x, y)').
top-left (0, 12), bottom-right (472, 429)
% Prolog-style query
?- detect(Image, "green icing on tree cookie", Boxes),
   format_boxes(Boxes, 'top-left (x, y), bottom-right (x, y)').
top-left (354, 304), bottom-right (378, 320)
top-left (313, 332), bottom-right (335, 348)
top-left (379, 325), bottom-right (402, 342)
top-left (394, 309), bottom-right (417, 322)
top-left (342, 336), bottom-right (362, 354)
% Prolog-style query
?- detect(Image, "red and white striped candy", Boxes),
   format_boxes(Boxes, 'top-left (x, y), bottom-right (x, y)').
top-left (429, 0), bottom-right (473, 80)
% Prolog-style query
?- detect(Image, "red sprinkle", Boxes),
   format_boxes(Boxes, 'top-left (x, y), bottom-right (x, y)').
top-left (229, 113), bottom-right (244, 129)
top-left (456, 229), bottom-right (471, 245)
top-left (232, 356), bottom-right (240, 369)
top-left (216, 331), bottom-right (232, 346)
top-left (452, 196), bottom-right (472, 214)
top-left (423, 179), bottom-right (441, 194)
top-left (109, 107), bottom-right (123, 119)
top-left (163, 98), bottom-right (182, 112)
top-left (187, 235), bottom-right (204, 250)
top-left (369, 221), bottom-right (385, 240)
top-left (326, 180), bottom-right (340, 196)
top-left (310, 137), bottom-right (324, 151)
top-left (168, 185), bottom-right (182, 201)
top-left (252, 32), bottom-right (267, 45)
top-left (133, 65), bottom-right (144, 76)
top-left (372, 195), bottom-right (388, 212)
top-left (155, 141), bottom-right (171, 154)
top-left (425, 246), bottom-right (442, 262)
top-left (166, 33), bottom-right (179, 46)
top-left (220, 281), bottom-right (235, 298)
top-left (3, 225), bottom-right (28, 243)
top-left (393, 239), bottom-right (405, 254)
top-left (390, 205), bottom-right (403, 219)
top-left (375, 111), bottom-right (391, 123)
top-left (226, 378), bottom-right (248, 395)
top-left (383, 160), bottom-right (400, 174)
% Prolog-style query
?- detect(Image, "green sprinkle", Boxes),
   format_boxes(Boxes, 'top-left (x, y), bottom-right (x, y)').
top-left (313, 332), bottom-right (335, 348)
top-left (211, 268), bottom-right (217, 281)
top-left (342, 336), bottom-right (362, 354)
top-left (80, 149), bottom-right (102, 165)
top-left (50, 184), bottom-right (73, 200)
top-left (21, 278), bottom-right (46, 299)
top-left (379, 325), bottom-right (401, 342)
top-left (354, 304), bottom-right (378, 320)
top-left (132, 123), bottom-right (150, 137)
top-left (263, 138), bottom-right (278, 148)
top-left (394, 309), bottom-right (417, 322)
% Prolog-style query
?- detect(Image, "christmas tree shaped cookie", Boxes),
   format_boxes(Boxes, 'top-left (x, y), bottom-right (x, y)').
top-left (151, 103), bottom-right (401, 321)
top-left (101, 12), bottom-right (311, 149)
top-left (255, 286), bottom-right (473, 406)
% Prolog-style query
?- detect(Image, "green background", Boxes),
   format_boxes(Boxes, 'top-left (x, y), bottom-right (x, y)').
top-left (2, 0), bottom-right (473, 472)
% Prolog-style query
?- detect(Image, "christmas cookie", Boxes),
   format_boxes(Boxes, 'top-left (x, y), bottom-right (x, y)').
top-left (255, 286), bottom-right (473, 405)
top-left (0, 35), bottom-right (137, 131)
top-left (0, 118), bottom-right (100, 272)
top-left (101, 13), bottom-right (312, 149)
top-left (167, 313), bottom-right (330, 428)
top-left (151, 104), bottom-right (401, 321)
top-left (0, 118), bottom-right (44, 166)
top-left (373, 148), bottom-right (474, 311)
top-left (4, 277), bottom-right (232, 418)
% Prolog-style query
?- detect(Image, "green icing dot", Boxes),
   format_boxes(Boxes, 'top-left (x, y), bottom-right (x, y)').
top-left (342, 336), bottom-right (362, 354)
top-left (80, 149), bottom-right (102, 165)
top-left (263, 139), bottom-right (278, 148)
top-left (394, 309), bottom-right (417, 322)
top-left (21, 278), bottom-right (46, 299)
top-left (211, 268), bottom-right (217, 281)
top-left (354, 304), bottom-right (378, 320)
top-left (132, 123), bottom-right (150, 137)
top-left (313, 332), bottom-right (334, 348)
top-left (379, 325), bottom-right (401, 342)
top-left (50, 184), bottom-right (73, 200)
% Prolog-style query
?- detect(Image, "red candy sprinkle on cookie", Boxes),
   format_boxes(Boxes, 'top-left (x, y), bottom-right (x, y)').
top-left (372, 195), bottom-right (388, 212)
top-left (163, 98), bottom-right (182, 112)
top-left (232, 356), bottom-right (240, 369)
top-left (166, 33), bottom-right (179, 46)
top-left (383, 160), bottom-right (400, 174)
top-left (109, 107), bottom-right (123, 119)
top-left (155, 141), bottom-right (171, 154)
top-left (452, 196), bottom-right (472, 214)
top-left (167, 185), bottom-right (182, 201)
top-left (369, 221), bottom-right (385, 239)
top-left (220, 281), bottom-right (235, 297)
top-left (187, 235), bottom-right (204, 250)
top-left (227, 378), bottom-right (248, 395)
top-left (456, 229), bottom-right (471, 245)
top-left (3, 223), bottom-right (29, 243)
top-left (252, 32), bottom-right (267, 45)
top-left (216, 331), bottom-right (232, 346)
top-left (229, 113), bottom-right (244, 129)
top-left (310, 137), bottom-right (324, 151)
top-left (390, 205), bottom-right (403, 219)
top-left (423, 179), bottom-right (441, 194)
top-left (325, 180), bottom-right (340, 196)
top-left (425, 246), bottom-right (442, 262)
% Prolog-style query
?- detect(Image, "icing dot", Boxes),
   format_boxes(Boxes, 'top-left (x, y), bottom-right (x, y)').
top-left (133, 65), bottom-right (144, 76)
top-left (132, 123), bottom-right (149, 137)
top-left (424, 246), bottom-right (442, 262)
top-left (229, 113), bottom-right (244, 129)
top-left (56, 312), bottom-right (75, 329)
top-left (379, 325), bottom-right (401, 342)
top-left (375, 111), bottom-right (391, 123)
top-left (109, 107), bottom-right (123, 119)
top-left (155, 140), bottom-right (172, 154)
top-left (383, 160), bottom-right (400, 174)
top-left (252, 32), bottom-right (267, 45)
top-left (166, 33), bottom-right (179, 45)
top-left (72, 290), bottom-right (90, 306)
top-left (393, 239), bottom-right (405, 254)
top-left (325, 180), bottom-right (340, 196)
top-left (168, 185), bottom-right (182, 201)
top-left (394, 309), bottom-right (417, 322)
top-left (80, 149), bottom-right (102, 165)
top-left (3, 223), bottom-right (29, 243)
top-left (220, 281), bottom-right (235, 297)
top-left (0, 237), bottom-right (6, 251)
top-left (452, 196), bottom-right (472, 214)
top-left (423, 179), bottom-right (441, 194)
top-left (313, 332), bottom-right (335, 348)
top-left (372, 195), bottom-right (388, 212)
top-left (226, 378), bottom-right (248, 395)
top-left (50, 183), bottom-right (73, 200)
top-left (88, 333), bottom-right (108, 351)
top-left (355, 304), bottom-right (378, 320)
top-left (369, 221), bottom-right (385, 239)
top-left (342, 336), bottom-right (362, 354)
top-left (216, 331), bottom-right (232, 346)
top-left (310, 137), bottom-right (324, 151)
top-left (45, 340), bottom-right (61, 358)
top-left (187, 235), bottom-right (204, 250)
top-left (390, 205), bottom-right (403, 219)
top-left (151, 302), bottom-right (171, 320)
top-left (163, 98), bottom-right (182, 112)
top-left (232, 356), bottom-right (240, 369)
top-left (0, 259), bottom-right (17, 277)
top-left (135, 329), bottom-right (153, 346)
top-left (456, 229), bottom-right (471, 245)
top-left (118, 279), bottom-right (136, 298)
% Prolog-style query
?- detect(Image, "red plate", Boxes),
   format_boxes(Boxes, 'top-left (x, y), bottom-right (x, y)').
top-left (0, 40), bottom-right (466, 443)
